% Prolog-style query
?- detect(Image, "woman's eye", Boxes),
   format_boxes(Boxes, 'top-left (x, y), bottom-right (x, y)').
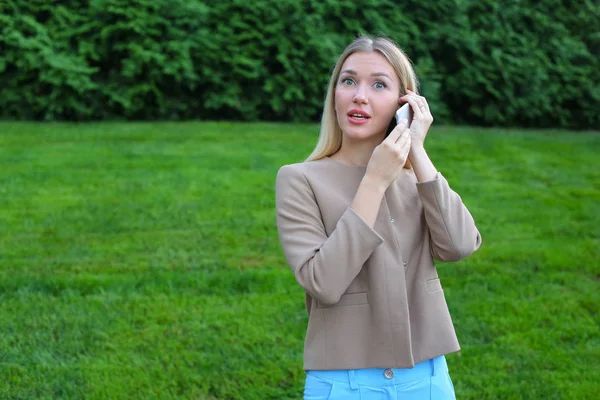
top-left (374, 81), bottom-right (386, 89)
top-left (342, 78), bottom-right (355, 86)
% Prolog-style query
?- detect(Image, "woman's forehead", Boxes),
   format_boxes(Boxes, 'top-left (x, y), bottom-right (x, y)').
top-left (340, 51), bottom-right (395, 76)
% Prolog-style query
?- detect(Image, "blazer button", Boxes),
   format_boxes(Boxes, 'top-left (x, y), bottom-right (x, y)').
top-left (403, 262), bottom-right (407, 267)
top-left (384, 368), bottom-right (394, 379)
top-left (390, 218), bottom-right (395, 222)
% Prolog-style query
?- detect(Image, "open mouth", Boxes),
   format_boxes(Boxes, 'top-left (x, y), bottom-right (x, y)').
top-left (347, 110), bottom-right (371, 124)
top-left (348, 113), bottom-right (370, 120)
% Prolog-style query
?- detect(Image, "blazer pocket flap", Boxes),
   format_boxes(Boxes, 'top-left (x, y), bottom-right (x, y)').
top-left (319, 292), bottom-right (369, 309)
top-left (426, 278), bottom-right (443, 292)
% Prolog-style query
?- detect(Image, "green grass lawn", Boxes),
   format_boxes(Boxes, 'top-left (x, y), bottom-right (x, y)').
top-left (0, 122), bottom-right (598, 399)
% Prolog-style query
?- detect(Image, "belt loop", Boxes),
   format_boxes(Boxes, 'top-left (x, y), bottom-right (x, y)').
top-left (430, 358), bottom-right (437, 376)
top-left (348, 370), bottom-right (358, 390)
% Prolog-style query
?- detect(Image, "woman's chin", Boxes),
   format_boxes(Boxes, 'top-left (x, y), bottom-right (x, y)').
top-left (342, 126), bottom-right (385, 141)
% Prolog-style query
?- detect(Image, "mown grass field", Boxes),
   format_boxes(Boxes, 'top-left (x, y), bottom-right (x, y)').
top-left (0, 122), bottom-right (598, 400)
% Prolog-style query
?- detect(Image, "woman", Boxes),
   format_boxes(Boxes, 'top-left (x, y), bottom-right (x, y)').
top-left (275, 35), bottom-right (482, 400)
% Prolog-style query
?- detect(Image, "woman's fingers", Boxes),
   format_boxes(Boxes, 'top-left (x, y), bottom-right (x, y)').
top-left (400, 132), bottom-right (411, 165)
top-left (395, 127), bottom-right (410, 146)
top-left (402, 96), bottom-right (424, 120)
top-left (401, 129), bottom-right (411, 153)
top-left (384, 118), bottom-right (408, 144)
top-left (407, 90), bottom-right (433, 120)
top-left (420, 96), bottom-right (431, 114)
top-left (395, 128), bottom-right (411, 160)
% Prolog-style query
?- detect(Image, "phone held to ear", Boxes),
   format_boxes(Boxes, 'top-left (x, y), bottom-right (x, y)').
top-left (395, 103), bottom-right (413, 126)
top-left (386, 103), bottom-right (413, 137)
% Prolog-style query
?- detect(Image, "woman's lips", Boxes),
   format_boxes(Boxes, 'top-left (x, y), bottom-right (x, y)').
top-left (347, 115), bottom-right (371, 125)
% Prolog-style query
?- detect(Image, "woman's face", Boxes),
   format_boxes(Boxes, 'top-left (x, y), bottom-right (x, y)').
top-left (334, 51), bottom-right (400, 141)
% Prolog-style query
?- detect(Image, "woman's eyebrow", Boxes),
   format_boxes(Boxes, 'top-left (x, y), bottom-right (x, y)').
top-left (340, 70), bottom-right (392, 80)
top-left (371, 72), bottom-right (392, 80)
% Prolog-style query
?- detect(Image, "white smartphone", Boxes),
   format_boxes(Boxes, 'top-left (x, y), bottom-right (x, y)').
top-left (395, 103), bottom-right (413, 126)
top-left (385, 103), bottom-right (414, 137)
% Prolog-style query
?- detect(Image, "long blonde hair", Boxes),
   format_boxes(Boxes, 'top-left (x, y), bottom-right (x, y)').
top-left (306, 35), bottom-right (419, 167)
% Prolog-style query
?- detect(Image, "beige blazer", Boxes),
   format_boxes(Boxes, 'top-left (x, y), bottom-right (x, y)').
top-left (275, 157), bottom-right (482, 370)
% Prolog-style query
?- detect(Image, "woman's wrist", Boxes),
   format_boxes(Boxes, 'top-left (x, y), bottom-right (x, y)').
top-left (408, 145), bottom-right (438, 182)
top-left (409, 141), bottom-right (425, 152)
top-left (361, 174), bottom-right (388, 196)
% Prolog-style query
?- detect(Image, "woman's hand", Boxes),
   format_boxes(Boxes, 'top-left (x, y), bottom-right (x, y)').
top-left (399, 90), bottom-right (434, 149)
top-left (364, 119), bottom-right (412, 190)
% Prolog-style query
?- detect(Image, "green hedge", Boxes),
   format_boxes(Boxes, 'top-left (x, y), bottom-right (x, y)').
top-left (1, 0), bottom-right (598, 128)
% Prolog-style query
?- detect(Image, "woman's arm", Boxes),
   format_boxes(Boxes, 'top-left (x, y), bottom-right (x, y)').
top-left (409, 138), bottom-right (481, 262)
top-left (409, 143), bottom-right (481, 261)
top-left (276, 165), bottom-right (385, 305)
top-left (401, 90), bottom-right (482, 261)
top-left (408, 145), bottom-right (438, 183)
top-left (350, 174), bottom-right (387, 228)
top-left (414, 163), bottom-right (483, 261)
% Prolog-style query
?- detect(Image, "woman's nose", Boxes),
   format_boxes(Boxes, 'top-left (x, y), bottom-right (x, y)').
top-left (353, 85), bottom-right (368, 104)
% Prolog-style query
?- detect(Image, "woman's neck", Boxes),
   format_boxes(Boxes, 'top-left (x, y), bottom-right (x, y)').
top-left (330, 138), bottom-right (381, 167)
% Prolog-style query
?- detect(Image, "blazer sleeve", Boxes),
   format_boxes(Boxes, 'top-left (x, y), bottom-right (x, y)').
top-left (275, 164), bottom-right (384, 305)
top-left (416, 172), bottom-right (482, 262)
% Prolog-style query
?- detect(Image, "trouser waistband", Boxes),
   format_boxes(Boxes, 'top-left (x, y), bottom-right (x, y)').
top-left (307, 356), bottom-right (447, 388)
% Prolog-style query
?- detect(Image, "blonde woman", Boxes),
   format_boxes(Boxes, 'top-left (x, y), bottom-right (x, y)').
top-left (275, 35), bottom-right (482, 400)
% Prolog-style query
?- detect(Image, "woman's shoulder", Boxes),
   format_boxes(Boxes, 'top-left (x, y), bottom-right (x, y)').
top-left (277, 157), bottom-right (366, 178)
top-left (278, 157), bottom-right (328, 174)
top-left (276, 158), bottom-right (367, 199)
top-left (275, 159), bottom-right (330, 199)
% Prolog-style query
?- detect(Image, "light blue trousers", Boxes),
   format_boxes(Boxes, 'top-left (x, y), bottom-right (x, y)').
top-left (304, 356), bottom-right (456, 400)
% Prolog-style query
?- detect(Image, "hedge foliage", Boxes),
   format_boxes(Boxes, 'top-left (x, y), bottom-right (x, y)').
top-left (1, 0), bottom-right (598, 128)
